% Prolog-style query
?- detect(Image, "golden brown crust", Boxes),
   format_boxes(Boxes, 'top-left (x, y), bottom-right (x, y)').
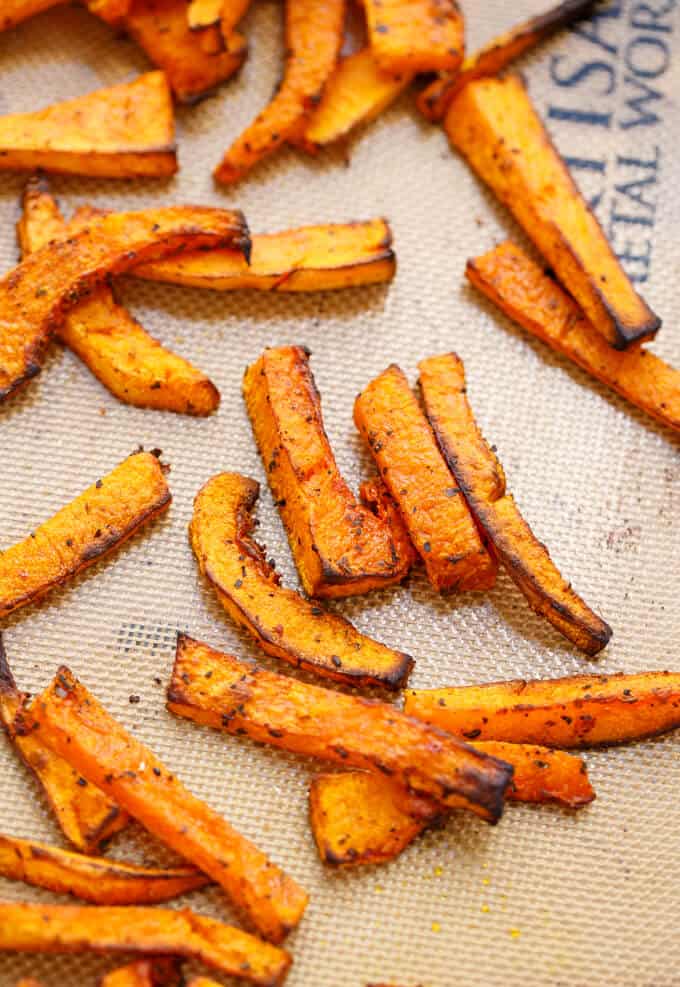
top-left (364, 0), bottom-right (464, 74)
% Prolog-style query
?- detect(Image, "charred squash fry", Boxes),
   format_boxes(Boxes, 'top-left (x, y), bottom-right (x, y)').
top-left (405, 671), bottom-right (680, 748)
top-left (22, 667), bottom-right (308, 943)
top-left (0, 903), bottom-right (291, 985)
top-left (466, 242), bottom-right (680, 434)
top-left (244, 347), bottom-right (412, 598)
top-left (135, 219), bottom-right (395, 292)
top-left (0, 0), bottom-right (64, 31)
top-left (0, 452), bottom-right (170, 619)
top-left (359, 477), bottom-right (418, 573)
top-left (0, 636), bottom-right (127, 854)
top-left (417, 0), bottom-right (596, 122)
top-left (86, 0), bottom-right (131, 24)
top-left (354, 364), bottom-right (497, 592)
top-left (0, 833), bottom-right (210, 904)
top-left (100, 959), bottom-right (184, 987)
top-left (125, 0), bottom-right (247, 104)
top-left (0, 73), bottom-right (176, 178)
top-left (0, 203), bottom-right (244, 402)
top-left (446, 74), bottom-right (660, 349)
top-left (418, 353), bottom-right (612, 655)
top-left (363, 0), bottom-right (464, 74)
top-left (168, 635), bottom-right (513, 823)
top-left (213, 0), bottom-right (345, 183)
top-left (190, 473), bottom-right (413, 688)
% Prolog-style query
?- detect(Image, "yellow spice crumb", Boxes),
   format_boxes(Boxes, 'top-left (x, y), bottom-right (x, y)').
top-left (482, 877), bottom-right (490, 886)
top-left (431, 921), bottom-right (441, 933)
top-left (510, 928), bottom-right (521, 939)
top-left (375, 885), bottom-right (384, 893)
top-left (434, 866), bottom-right (443, 877)
top-left (481, 905), bottom-right (490, 914)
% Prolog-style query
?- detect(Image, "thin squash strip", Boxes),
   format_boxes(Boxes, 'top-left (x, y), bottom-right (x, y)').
top-left (446, 74), bottom-right (660, 349)
top-left (190, 473), bottom-right (414, 688)
top-left (0, 0), bottom-right (65, 31)
top-left (0, 903), bottom-right (291, 986)
top-left (405, 671), bottom-right (680, 748)
top-left (418, 353), bottom-right (612, 655)
top-left (168, 635), bottom-right (513, 823)
top-left (100, 959), bottom-right (183, 987)
top-left (466, 241), bottom-right (680, 434)
top-left (214, 0), bottom-right (345, 183)
top-left (0, 451), bottom-right (170, 619)
top-left (363, 0), bottom-right (464, 74)
top-left (22, 667), bottom-right (308, 944)
top-left (354, 364), bottom-right (497, 592)
top-left (244, 347), bottom-right (412, 598)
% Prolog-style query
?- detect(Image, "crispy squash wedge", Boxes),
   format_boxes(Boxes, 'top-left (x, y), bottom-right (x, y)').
top-left (418, 353), bottom-right (612, 655)
top-left (213, 0), bottom-right (345, 182)
top-left (190, 473), bottom-right (413, 688)
top-left (354, 364), bottom-right (497, 592)
top-left (100, 959), bottom-right (183, 987)
top-left (0, 451), bottom-right (170, 619)
top-left (363, 0), bottom-right (464, 74)
top-left (405, 671), bottom-right (680, 748)
top-left (359, 477), bottom-right (418, 572)
top-left (0, 904), bottom-right (291, 985)
top-left (446, 74), bottom-right (660, 349)
top-left (168, 635), bottom-right (513, 823)
top-left (417, 0), bottom-right (596, 122)
top-left (244, 347), bottom-right (412, 598)
top-left (0, 636), bottom-right (127, 854)
top-left (0, 203), bottom-right (244, 402)
top-left (22, 666), bottom-right (308, 943)
top-left (466, 242), bottom-right (680, 434)
top-left (0, 73), bottom-right (176, 178)
top-left (135, 219), bottom-right (395, 292)
top-left (85, 0), bottom-right (132, 24)
top-left (0, 833), bottom-right (210, 904)
top-left (0, 0), bottom-right (64, 31)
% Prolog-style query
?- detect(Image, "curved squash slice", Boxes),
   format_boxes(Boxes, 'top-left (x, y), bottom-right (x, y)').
top-left (100, 959), bottom-right (184, 987)
top-left (190, 473), bottom-right (414, 688)
top-left (363, 0), bottom-right (464, 74)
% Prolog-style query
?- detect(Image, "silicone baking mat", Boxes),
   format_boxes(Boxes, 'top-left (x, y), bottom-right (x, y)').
top-left (0, 2), bottom-right (678, 984)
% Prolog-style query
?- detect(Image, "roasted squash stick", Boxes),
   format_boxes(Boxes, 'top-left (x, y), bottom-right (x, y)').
top-left (213, 0), bottom-right (345, 183)
top-left (135, 219), bottom-right (395, 292)
top-left (0, 73), bottom-right (176, 178)
top-left (22, 666), bottom-right (308, 943)
top-left (406, 671), bottom-right (680, 748)
top-left (0, 904), bottom-right (291, 986)
top-left (244, 347), bottom-right (413, 598)
top-left (446, 74), bottom-right (660, 349)
top-left (125, 0), bottom-right (247, 104)
top-left (190, 473), bottom-right (414, 688)
top-left (363, 0), bottom-right (464, 74)
top-left (466, 242), bottom-right (680, 434)
top-left (354, 364), bottom-right (497, 592)
top-left (0, 451), bottom-right (170, 619)
top-left (0, 0), bottom-right (64, 31)
top-left (168, 635), bottom-right (513, 823)
top-left (18, 182), bottom-right (223, 415)
top-left (0, 636), bottom-right (127, 853)
top-left (0, 203), bottom-right (245, 402)
top-left (418, 353), bottom-right (612, 655)
top-left (0, 833), bottom-right (210, 904)
top-left (100, 959), bottom-right (184, 987)
top-left (417, 0), bottom-right (596, 122)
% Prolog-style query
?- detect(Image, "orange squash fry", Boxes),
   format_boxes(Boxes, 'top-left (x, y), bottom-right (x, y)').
top-left (187, 0), bottom-right (222, 29)
top-left (213, 0), bottom-right (345, 183)
top-left (168, 635), bottom-right (513, 823)
top-left (446, 74), bottom-right (660, 349)
top-left (466, 241), bottom-right (680, 434)
top-left (22, 667), bottom-right (308, 943)
top-left (363, 0), bottom-right (464, 74)
top-left (405, 671), bottom-right (680, 748)
top-left (100, 958), bottom-right (184, 987)
top-left (220, 0), bottom-right (252, 35)
top-left (0, 904), bottom-right (291, 985)
top-left (417, 0), bottom-right (596, 122)
top-left (354, 364), bottom-right (497, 592)
top-left (359, 477), bottom-right (419, 573)
top-left (418, 353), bottom-right (612, 655)
top-left (0, 0), bottom-right (65, 31)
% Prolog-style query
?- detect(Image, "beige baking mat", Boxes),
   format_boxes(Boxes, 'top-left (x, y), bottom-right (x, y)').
top-left (0, 2), bottom-right (678, 984)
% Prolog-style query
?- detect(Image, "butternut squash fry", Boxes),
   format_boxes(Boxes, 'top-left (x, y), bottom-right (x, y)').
top-left (188, 0), bottom-right (222, 29)
top-left (168, 635), bottom-right (513, 823)
top-left (0, 203), bottom-right (245, 402)
top-left (190, 473), bottom-right (414, 688)
top-left (363, 0), bottom-right (464, 74)
top-left (213, 0), bottom-right (345, 183)
top-left (446, 74), bottom-right (660, 349)
top-left (354, 364), bottom-right (497, 592)
top-left (220, 0), bottom-right (252, 35)
top-left (466, 241), bottom-right (680, 434)
top-left (22, 667), bottom-right (308, 943)
top-left (0, 0), bottom-right (64, 31)
top-left (100, 959), bottom-right (183, 987)
top-left (244, 347), bottom-right (412, 598)
top-left (405, 671), bottom-right (680, 748)
top-left (0, 904), bottom-right (291, 985)
top-left (0, 73), bottom-right (176, 178)
top-left (86, 0), bottom-right (131, 24)
top-left (0, 451), bottom-right (170, 619)
top-left (418, 353), bottom-right (612, 655)
top-left (417, 0), bottom-right (596, 122)
top-left (359, 477), bottom-right (418, 573)
top-left (135, 219), bottom-right (395, 292)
